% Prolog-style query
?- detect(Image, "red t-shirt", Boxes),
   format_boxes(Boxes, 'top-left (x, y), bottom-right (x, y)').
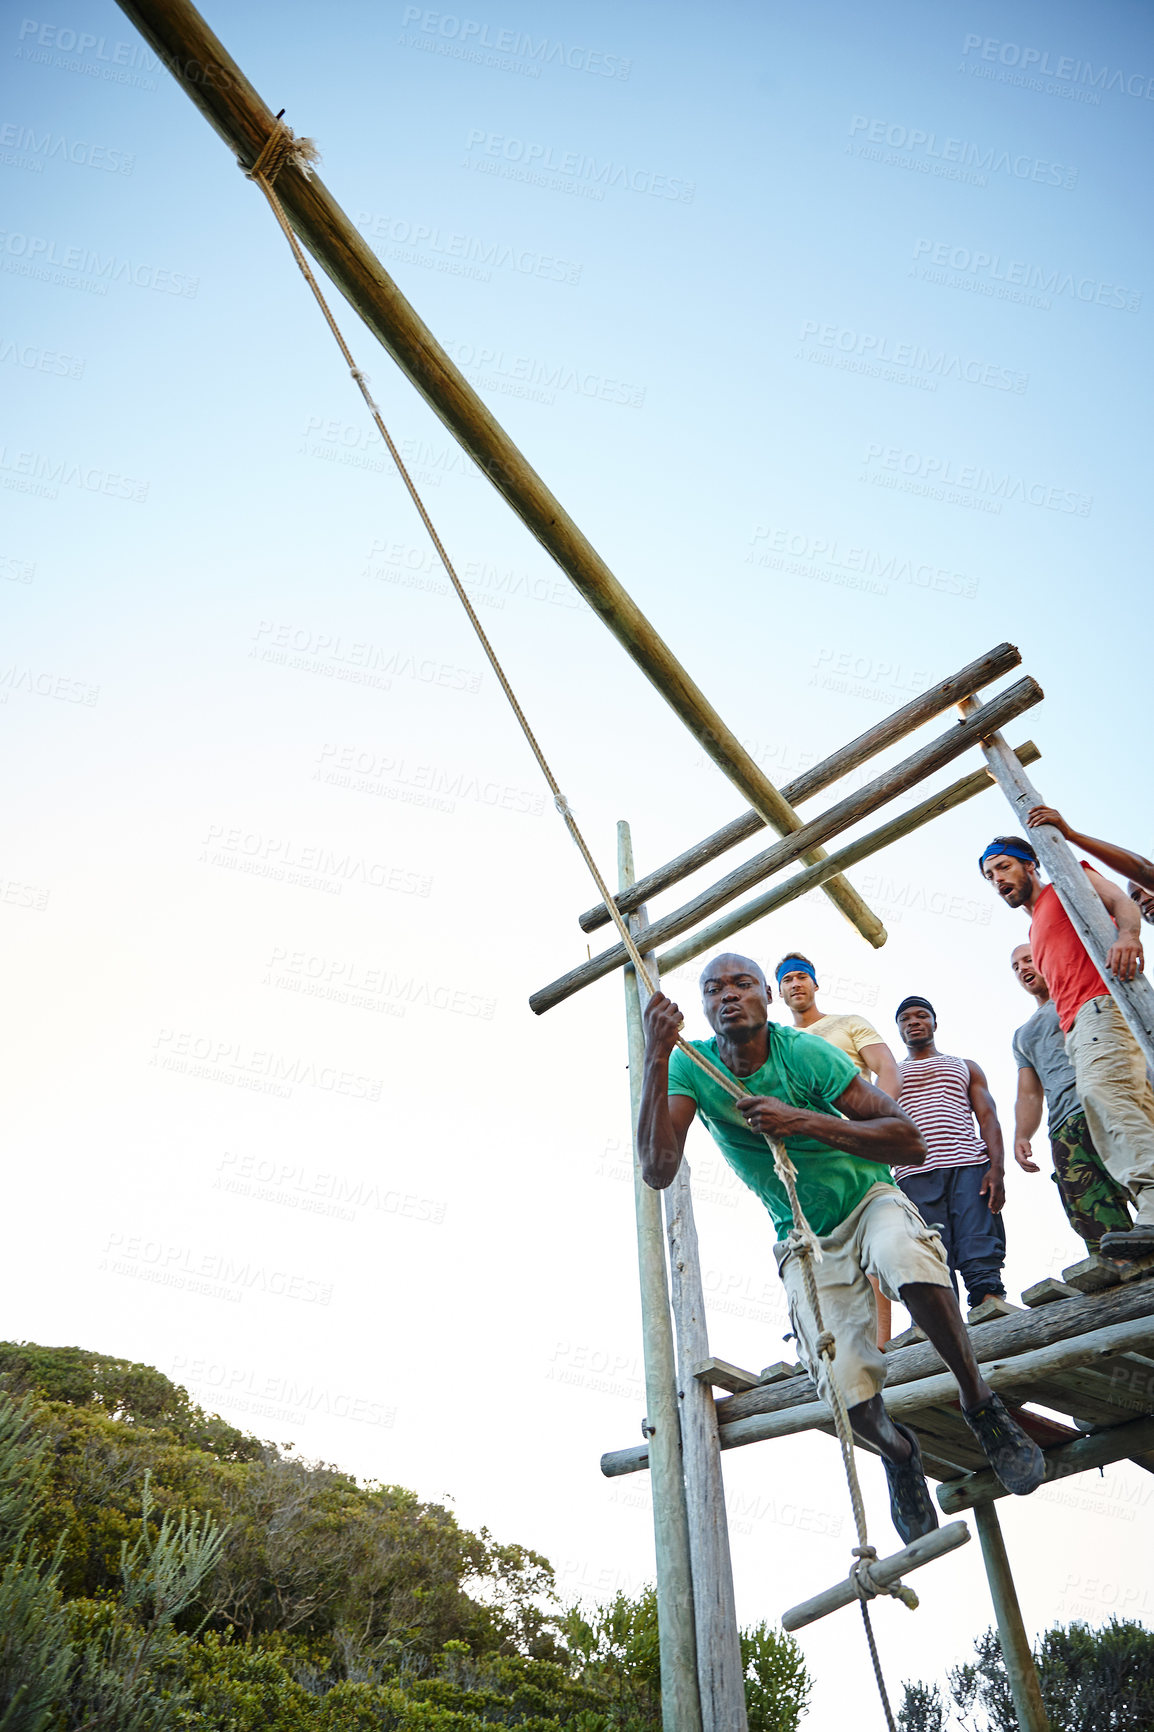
top-left (1029, 863), bottom-right (1110, 1033)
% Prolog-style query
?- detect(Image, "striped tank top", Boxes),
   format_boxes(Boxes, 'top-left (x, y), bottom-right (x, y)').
top-left (893, 1052), bottom-right (986, 1181)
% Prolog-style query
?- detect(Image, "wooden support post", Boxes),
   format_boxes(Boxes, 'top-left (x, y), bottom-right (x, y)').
top-left (656, 741), bottom-right (1041, 978)
top-left (531, 680), bottom-right (1042, 1015)
top-left (618, 824), bottom-right (702, 1732)
top-left (580, 643), bottom-right (1023, 933)
top-left (966, 710), bottom-right (1154, 1069)
top-left (664, 1165), bottom-right (749, 1732)
top-left (110, 0), bottom-right (882, 951)
top-left (972, 1501), bottom-right (1051, 1732)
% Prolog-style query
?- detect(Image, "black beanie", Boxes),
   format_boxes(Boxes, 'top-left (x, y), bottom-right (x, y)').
top-left (895, 995), bottom-right (935, 1022)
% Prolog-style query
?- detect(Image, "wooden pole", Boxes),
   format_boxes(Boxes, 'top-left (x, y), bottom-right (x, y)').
top-left (655, 741), bottom-right (1041, 978)
top-left (531, 680), bottom-right (1042, 1014)
top-left (618, 823), bottom-right (702, 1732)
top-left (580, 644), bottom-right (1022, 933)
top-left (972, 1501), bottom-right (1051, 1732)
top-left (663, 1167), bottom-right (749, 1731)
top-left (965, 709), bottom-right (1154, 1069)
top-left (780, 1521), bottom-right (971, 1633)
top-left (111, 0), bottom-right (882, 952)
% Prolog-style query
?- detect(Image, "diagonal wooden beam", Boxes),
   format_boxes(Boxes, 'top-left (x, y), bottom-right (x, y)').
top-left (111, 0), bottom-right (884, 949)
top-left (578, 643), bottom-right (1022, 934)
top-left (654, 740), bottom-right (1041, 977)
top-left (530, 678), bottom-right (1041, 1014)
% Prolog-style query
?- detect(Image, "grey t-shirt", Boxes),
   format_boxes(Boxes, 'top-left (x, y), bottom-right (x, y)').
top-left (1012, 1000), bottom-right (1080, 1135)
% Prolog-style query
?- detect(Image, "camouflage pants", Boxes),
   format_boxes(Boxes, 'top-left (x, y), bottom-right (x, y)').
top-left (1050, 1110), bottom-right (1133, 1248)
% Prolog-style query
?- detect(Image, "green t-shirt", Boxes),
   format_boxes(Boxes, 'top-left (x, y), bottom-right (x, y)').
top-left (666, 1024), bottom-right (894, 1238)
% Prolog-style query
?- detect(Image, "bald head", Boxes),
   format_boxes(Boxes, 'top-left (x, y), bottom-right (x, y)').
top-left (1010, 942), bottom-right (1047, 1001)
top-left (699, 952), bottom-right (767, 993)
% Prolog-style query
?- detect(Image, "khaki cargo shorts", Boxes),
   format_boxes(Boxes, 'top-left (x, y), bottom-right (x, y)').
top-left (773, 1182), bottom-right (951, 1409)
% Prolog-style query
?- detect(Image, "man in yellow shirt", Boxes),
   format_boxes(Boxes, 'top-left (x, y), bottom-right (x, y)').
top-left (776, 952), bottom-right (903, 1343)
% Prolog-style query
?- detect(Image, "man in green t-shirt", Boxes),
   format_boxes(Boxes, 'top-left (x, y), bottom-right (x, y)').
top-left (639, 952), bottom-right (1045, 1541)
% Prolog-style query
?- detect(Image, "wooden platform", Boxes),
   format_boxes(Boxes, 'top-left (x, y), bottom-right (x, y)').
top-left (723, 1260), bottom-right (1154, 1491)
top-left (603, 1259), bottom-right (1154, 1495)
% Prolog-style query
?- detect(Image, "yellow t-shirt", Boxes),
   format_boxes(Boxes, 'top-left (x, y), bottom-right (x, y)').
top-left (804, 1013), bottom-right (884, 1076)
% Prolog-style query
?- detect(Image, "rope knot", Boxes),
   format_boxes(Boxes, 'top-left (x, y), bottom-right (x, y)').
top-left (243, 120), bottom-right (320, 186)
top-left (349, 367), bottom-right (380, 411)
top-left (815, 1330), bottom-right (836, 1360)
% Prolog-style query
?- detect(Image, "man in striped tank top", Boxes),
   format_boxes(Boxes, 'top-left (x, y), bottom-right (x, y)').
top-left (894, 996), bottom-right (1008, 1319)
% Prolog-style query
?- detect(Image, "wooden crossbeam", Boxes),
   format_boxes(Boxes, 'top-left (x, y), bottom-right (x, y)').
top-left (939, 1414), bottom-right (1154, 1513)
top-left (533, 679), bottom-right (1041, 1014)
top-left (578, 644), bottom-right (1021, 933)
top-left (781, 1521), bottom-right (971, 1633)
top-left (600, 1296), bottom-right (1154, 1477)
top-left (112, 0), bottom-right (885, 955)
top-left (655, 740), bottom-right (1040, 977)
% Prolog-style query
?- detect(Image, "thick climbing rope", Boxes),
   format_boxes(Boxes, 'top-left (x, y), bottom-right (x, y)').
top-left (243, 121), bottom-right (911, 1729)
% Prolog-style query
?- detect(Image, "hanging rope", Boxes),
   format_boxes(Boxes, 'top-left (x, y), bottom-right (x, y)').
top-left (242, 120), bottom-right (912, 1728)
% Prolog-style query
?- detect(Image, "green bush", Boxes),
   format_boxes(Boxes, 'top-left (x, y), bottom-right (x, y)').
top-left (0, 1343), bottom-right (815, 1731)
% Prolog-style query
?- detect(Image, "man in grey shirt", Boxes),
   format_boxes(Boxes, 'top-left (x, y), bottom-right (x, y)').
top-left (1011, 942), bottom-right (1132, 1250)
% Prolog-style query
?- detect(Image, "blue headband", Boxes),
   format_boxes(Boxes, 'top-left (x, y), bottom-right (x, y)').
top-left (980, 840), bottom-right (1036, 868)
top-left (775, 958), bottom-right (817, 986)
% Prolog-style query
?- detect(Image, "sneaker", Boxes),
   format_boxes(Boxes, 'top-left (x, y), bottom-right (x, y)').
top-left (1099, 1226), bottom-right (1154, 1260)
top-left (963, 1394), bottom-right (1045, 1495)
top-left (882, 1422), bottom-right (939, 1545)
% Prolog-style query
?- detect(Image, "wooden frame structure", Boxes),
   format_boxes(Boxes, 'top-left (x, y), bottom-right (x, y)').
top-left (103, 8), bottom-right (1154, 1727)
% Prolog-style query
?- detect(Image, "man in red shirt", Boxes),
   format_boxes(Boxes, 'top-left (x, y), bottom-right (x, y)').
top-left (980, 834), bottom-right (1154, 1258)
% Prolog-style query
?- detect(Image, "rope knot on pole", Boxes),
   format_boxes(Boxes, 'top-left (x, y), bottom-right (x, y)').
top-left (242, 118), bottom-right (320, 185)
top-left (849, 1546), bottom-right (919, 1613)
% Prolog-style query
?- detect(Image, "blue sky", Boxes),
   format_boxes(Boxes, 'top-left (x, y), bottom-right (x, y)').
top-left (3, 0), bottom-right (1154, 1719)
